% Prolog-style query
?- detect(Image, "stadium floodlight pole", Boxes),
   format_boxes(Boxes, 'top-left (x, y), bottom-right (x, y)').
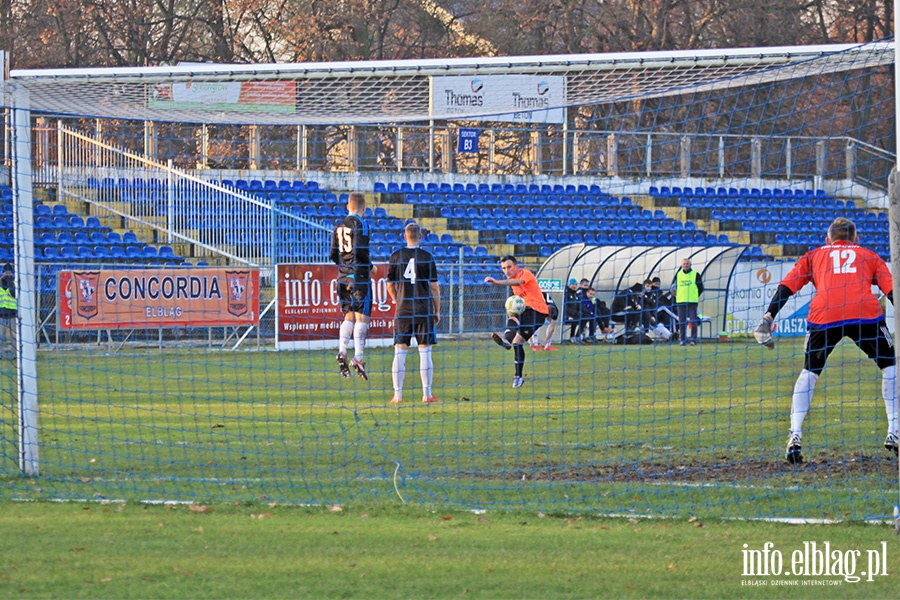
top-left (11, 84), bottom-right (39, 476)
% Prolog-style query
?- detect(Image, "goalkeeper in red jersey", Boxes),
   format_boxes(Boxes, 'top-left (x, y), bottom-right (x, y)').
top-left (753, 217), bottom-right (897, 463)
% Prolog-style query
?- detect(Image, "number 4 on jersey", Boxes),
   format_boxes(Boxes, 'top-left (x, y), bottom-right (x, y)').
top-left (403, 258), bottom-right (416, 284)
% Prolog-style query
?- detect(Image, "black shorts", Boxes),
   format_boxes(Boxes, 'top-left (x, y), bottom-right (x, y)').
top-left (515, 307), bottom-right (547, 342)
top-left (337, 277), bottom-right (372, 316)
top-left (393, 316), bottom-right (438, 346)
top-left (804, 320), bottom-right (895, 374)
top-left (547, 305), bottom-right (559, 321)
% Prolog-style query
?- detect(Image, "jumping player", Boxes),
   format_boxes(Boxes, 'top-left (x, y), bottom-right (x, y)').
top-left (330, 192), bottom-right (374, 380)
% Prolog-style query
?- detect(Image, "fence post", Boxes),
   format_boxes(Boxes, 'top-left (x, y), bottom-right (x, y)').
top-left (606, 134), bottom-right (617, 177)
top-left (249, 125), bottom-right (260, 170)
top-left (144, 121), bottom-right (157, 161)
top-left (679, 135), bottom-right (691, 179)
top-left (198, 124), bottom-right (209, 169)
top-left (56, 120), bottom-right (64, 200)
top-left (532, 129), bottom-right (542, 175)
top-left (815, 140), bottom-right (826, 191)
top-left (751, 137), bottom-right (761, 180)
top-left (428, 120), bottom-right (435, 173)
top-left (166, 159), bottom-right (174, 244)
top-left (299, 125), bottom-right (308, 171)
top-left (441, 129), bottom-right (452, 173)
top-left (785, 138), bottom-right (792, 180)
top-left (396, 126), bottom-right (404, 172)
top-left (489, 130), bottom-right (495, 175)
top-left (572, 131), bottom-right (579, 175)
top-left (844, 140), bottom-right (856, 182)
top-left (348, 125), bottom-right (359, 172)
top-left (718, 136), bottom-right (725, 179)
top-left (645, 133), bottom-right (653, 177)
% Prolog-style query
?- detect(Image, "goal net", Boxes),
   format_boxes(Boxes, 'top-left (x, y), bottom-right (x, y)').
top-left (0, 41), bottom-right (896, 520)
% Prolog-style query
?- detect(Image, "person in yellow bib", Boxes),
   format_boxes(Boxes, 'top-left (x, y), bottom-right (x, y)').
top-left (674, 258), bottom-right (703, 346)
top-left (0, 262), bottom-right (17, 355)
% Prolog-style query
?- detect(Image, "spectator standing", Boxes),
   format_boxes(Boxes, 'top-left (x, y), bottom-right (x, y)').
top-left (674, 258), bottom-right (704, 346)
top-left (0, 262), bottom-right (16, 356)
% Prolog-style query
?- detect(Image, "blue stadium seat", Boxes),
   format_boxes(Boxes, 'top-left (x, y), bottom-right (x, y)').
top-left (93, 246), bottom-right (110, 261)
top-left (158, 246), bottom-right (180, 261)
top-left (42, 247), bottom-right (60, 261)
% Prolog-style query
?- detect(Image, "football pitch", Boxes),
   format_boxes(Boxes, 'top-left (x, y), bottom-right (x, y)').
top-left (0, 336), bottom-right (897, 521)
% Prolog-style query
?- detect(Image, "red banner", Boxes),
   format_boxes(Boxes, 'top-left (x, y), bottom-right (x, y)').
top-left (58, 268), bottom-right (260, 330)
top-left (276, 263), bottom-right (395, 350)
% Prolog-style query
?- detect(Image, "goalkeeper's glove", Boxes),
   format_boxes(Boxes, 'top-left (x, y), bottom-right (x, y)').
top-left (753, 313), bottom-right (775, 349)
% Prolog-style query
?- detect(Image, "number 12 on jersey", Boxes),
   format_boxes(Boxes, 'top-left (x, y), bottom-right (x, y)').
top-left (829, 249), bottom-right (856, 274)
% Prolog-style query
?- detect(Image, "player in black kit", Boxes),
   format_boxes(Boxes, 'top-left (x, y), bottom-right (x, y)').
top-left (330, 192), bottom-right (375, 380)
top-left (386, 222), bottom-right (441, 404)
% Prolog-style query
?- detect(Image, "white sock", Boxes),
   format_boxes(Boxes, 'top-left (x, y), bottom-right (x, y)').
top-left (790, 369), bottom-right (819, 437)
top-left (882, 365), bottom-right (898, 436)
top-left (419, 346), bottom-right (433, 398)
top-left (339, 320), bottom-right (354, 356)
top-left (353, 321), bottom-right (369, 361)
top-left (392, 347), bottom-right (407, 399)
top-left (531, 331), bottom-right (540, 346)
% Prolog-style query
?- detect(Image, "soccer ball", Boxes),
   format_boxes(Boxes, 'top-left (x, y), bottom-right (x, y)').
top-left (505, 295), bottom-right (526, 316)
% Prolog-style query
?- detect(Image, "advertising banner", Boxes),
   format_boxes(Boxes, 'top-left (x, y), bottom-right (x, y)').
top-left (58, 268), bottom-right (260, 330)
top-left (723, 260), bottom-right (894, 337)
top-left (149, 81), bottom-right (296, 113)
top-left (430, 75), bottom-right (566, 124)
top-left (276, 263), bottom-right (396, 351)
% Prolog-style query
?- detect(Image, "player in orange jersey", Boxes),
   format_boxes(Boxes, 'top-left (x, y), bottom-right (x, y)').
top-left (753, 218), bottom-right (897, 463)
top-left (485, 255), bottom-right (549, 389)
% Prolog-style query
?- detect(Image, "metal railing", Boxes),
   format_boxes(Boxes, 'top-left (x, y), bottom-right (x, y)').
top-left (51, 124), bottom-right (331, 267)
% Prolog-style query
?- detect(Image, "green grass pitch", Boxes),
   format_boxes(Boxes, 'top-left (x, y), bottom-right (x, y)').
top-left (0, 336), bottom-right (897, 520)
